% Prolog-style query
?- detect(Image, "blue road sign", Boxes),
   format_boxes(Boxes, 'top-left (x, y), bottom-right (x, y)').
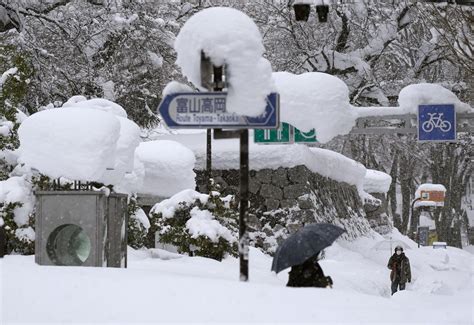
top-left (158, 92), bottom-right (279, 129)
top-left (418, 104), bottom-right (456, 142)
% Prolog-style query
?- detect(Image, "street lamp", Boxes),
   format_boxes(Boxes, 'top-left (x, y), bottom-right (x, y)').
top-left (316, 3), bottom-right (329, 22)
top-left (293, 3), bottom-right (311, 21)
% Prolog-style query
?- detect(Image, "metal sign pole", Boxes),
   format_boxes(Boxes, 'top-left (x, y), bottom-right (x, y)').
top-left (410, 197), bottom-right (421, 248)
top-left (239, 129), bottom-right (249, 281)
top-left (0, 226), bottom-right (6, 258)
top-left (206, 129), bottom-right (212, 193)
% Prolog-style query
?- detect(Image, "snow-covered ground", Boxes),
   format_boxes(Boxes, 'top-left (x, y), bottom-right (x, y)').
top-left (1, 230), bottom-right (472, 324)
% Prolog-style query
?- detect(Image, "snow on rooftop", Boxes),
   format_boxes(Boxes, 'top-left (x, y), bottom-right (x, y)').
top-left (273, 71), bottom-right (356, 143)
top-left (135, 140), bottom-right (196, 197)
top-left (18, 107), bottom-right (121, 182)
top-left (363, 169), bottom-right (392, 194)
top-left (174, 7), bottom-right (274, 117)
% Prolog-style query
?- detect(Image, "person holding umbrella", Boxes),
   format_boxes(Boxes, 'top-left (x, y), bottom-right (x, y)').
top-left (286, 252), bottom-right (333, 288)
top-left (271, 223), bottom-right (345, 288)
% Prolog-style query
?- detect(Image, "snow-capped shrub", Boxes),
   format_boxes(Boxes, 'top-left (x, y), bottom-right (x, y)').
top-left (149, 188), bottom-right (238, 261)
top-left (1, 201), bottom-right (34, 254)
top-left (127, 197), bottom-right (149, 249)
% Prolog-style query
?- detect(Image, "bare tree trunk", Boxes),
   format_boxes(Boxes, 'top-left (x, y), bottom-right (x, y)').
top-left (387, 151), bottom-right (400, 230)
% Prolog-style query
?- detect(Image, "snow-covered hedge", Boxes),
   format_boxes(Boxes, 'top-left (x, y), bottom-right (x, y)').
top-left (0, 175), bottom-right (35, 254)
top-left (127, 196), bottom-right (150, 249)
top-left (149, 189), bottom-right (238, 261)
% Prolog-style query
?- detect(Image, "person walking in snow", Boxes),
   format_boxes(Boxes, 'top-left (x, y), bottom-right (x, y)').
top-left (387, 245), bottom-right (411, 295)
top-left (287, 253), bottom-right (333, 288)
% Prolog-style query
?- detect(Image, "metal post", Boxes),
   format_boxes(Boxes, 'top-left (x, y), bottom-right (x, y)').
top-left (411, 197), bottom-right (421, 248)
top-left (201, 52), bottom-right (214, 193)
top-left (201, 52), bottom-right (226, 193)
top-left (239, 129), bottom-right (249, 281)
top-left (206, 129), bottom-right (212, 193)
top-left (0, 226), bottom-right (6, 258)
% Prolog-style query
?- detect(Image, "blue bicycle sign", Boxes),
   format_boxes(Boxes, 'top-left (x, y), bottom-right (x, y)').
top-left (421, 113), bottom-right (452, 133)
top-left (418, 104), bottom-right (456, 142)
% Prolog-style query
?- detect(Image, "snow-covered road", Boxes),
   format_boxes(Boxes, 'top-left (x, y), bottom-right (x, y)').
top-left (1, 231), bottom-right (472, 324)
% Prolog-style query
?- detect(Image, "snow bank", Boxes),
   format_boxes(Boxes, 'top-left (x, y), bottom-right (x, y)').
top-left (3, 229), bottom-right (472, 324)
top-left (273, 71), bottom-right (356, 143)
top-left (0, 176), bottom-right (34, 226)
top-left (18, 108), bottom-right (121, 182)
top-left (363, 169), bottom-right (392, 193)
top-left (151, 189), bottom-right (209, 218)
top-left (135, 140), bottom-right (196, 197)
top-left (175, 7), bottom-right (274, 116)
top-left (187, 207), bottom-right (235, 243)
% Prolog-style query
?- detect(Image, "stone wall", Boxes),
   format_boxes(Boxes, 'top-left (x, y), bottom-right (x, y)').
top-left (196, 165), bottom-right (375, 253)
top-left (363, 192), bottom-right (393, 235)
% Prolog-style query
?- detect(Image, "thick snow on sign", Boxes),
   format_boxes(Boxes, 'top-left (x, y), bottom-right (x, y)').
top-left (398, 83), bottom-right (472, 114)
top-left (273, 71), bottom-right (356, 143)
top-left (18, 108), bottom-right (120, 181)
top-left (175, 7), bottom-right (274, 116)
top-left (135, 140), bottom-right (196, 197)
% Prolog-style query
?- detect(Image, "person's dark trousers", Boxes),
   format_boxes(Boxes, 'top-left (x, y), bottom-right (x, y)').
top-left (391, 279), bottom-right (406, 295)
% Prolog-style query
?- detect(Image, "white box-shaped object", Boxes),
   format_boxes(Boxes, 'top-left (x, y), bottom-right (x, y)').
top-left (35, 191), bottom-right (128, 268)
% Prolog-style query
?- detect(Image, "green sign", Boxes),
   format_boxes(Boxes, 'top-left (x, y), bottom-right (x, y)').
top-left (294, 127), bottom-right (317, 143)
top-left (254, 122), bottom-right (291, 143)
top-left (254, 123), bottom-right (317, 144)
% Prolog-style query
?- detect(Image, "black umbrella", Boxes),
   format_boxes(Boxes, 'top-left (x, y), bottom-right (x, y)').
top-left (271, 223), bottom-right (345, 274)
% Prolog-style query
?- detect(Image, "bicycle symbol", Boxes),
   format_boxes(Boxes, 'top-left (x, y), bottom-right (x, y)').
top-left (421, 113), bottom-right (452, 133)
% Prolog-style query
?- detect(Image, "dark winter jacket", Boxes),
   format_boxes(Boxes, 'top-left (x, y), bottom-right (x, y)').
top-left (387, 253), bottom-right (411, 284)
top-left (287, 256), bottom-right (333, 288)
